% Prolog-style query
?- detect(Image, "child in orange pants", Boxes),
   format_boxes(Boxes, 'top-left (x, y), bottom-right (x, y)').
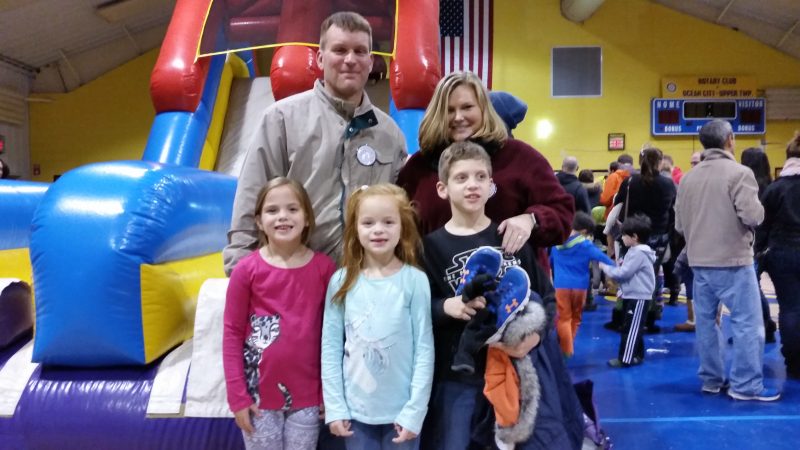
top-left (550, 212), bottom-right (614, 356)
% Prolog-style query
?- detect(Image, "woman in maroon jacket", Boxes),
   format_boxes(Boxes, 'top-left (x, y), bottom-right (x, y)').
top-left (398, 72), bottom-right (580, 450)
top-left (397, 71), bottom-right (573, 267)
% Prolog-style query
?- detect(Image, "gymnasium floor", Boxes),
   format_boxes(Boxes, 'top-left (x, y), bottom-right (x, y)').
top-left (568, 292), bottom-right (800, 450)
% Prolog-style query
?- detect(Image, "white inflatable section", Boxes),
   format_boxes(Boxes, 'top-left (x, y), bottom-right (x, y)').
top-left (146, 339), bottom-right (194, 416)
top-left (215, 77), bottom-right (275, 177)
top-left (184, 278), bottom-right (232, 417)
top-left (0, 341), bottom-right (37, 417)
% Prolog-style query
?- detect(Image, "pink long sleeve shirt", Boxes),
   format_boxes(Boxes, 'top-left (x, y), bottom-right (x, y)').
top-left (223, 250), bottom-right (336, 412)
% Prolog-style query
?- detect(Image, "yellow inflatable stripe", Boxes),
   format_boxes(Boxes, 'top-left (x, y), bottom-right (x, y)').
top-left (198, 55), bottom-right (236, 171)
top-left (0, 247), bottom-right (36, 332)
top-left (0, 248), bottom-right (33, 284)
top-left (228, 53), bottom-right (250, 78)
top-left (198, 53), bottom-right (252, 171)
top-left (140, 252), bottom-right (226, 363)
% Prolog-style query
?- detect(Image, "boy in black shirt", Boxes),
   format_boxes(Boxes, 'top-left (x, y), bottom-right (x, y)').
top-left (420, 141), bottom-right (582, 450)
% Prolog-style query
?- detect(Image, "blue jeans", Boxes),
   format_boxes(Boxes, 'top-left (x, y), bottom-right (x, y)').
top-left (693, 266), bottom-right (765, 395)
top-left (345, 421), bottom-right (419, 450)
top-left (421, 381), bottom-right (478, 450)
top-left (765, 248), bottom-right (800, 373)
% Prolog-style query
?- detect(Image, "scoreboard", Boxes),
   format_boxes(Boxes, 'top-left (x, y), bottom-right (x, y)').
top-left (651, 98), bottom-right (766, 136)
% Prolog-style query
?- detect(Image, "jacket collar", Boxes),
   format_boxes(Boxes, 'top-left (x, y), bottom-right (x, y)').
top-left (314, 80), bottom-right (375, 120)
top-left (701, 148), bottom-right (735, 162)
top-left (556, 233), bottom-right (586, 250)
top-left (314, 80), bottom-right (378, 138)
top-left (780, 157), bottom-right (800, 177)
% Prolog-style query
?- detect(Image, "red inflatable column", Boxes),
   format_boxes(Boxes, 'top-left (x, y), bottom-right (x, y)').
top-left (270, 0), bottom-right (331, 100)
top-left (150, 0), bottom-right (213, 113)
top-left (390, 0), bottom-right (441, 109)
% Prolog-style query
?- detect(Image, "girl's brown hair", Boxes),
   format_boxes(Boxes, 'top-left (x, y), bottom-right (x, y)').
top-left (418, 71), bottom-right (508, 155)
top-left (332, 184), bottom-right (421, 305)
top-left (638, 147), bottom-right (663, 184)
top-left (254, 177), bottom-right (315, 247)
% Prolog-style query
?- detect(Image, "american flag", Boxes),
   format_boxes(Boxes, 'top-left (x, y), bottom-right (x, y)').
top-left (440, 0), bottom-right (494, 88)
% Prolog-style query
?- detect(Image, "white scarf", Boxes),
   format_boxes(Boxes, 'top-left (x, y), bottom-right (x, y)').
top-left (780, 157), bottom-right (800, 177)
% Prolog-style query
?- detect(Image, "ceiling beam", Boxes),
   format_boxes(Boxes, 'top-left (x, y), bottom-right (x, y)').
top-left (0, 53), bottom-right (38, 75)
top-left (121, 25), bottom-right (142, 55)
top-left (716, 0), bottom-right (736, 23)
top-left (58, 49), bottom-right (82, 87)
top-left (777, 20), bottom-right (800, 48)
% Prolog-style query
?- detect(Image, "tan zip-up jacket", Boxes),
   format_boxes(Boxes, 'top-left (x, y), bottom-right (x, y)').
top-left (675, 148), bottom-right (763, 267)
top-left (223, 81), bottom-right (407, 275)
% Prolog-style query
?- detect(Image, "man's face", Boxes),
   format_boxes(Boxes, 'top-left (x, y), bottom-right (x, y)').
top-left (690, 152), bottom-right (701, 168)
top-left (317, 25), bottom-right (372, 104)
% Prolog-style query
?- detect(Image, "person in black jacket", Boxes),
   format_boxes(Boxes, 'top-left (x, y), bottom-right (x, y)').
top-left (556, 157), bottom-right (590, 214)
top-left (755, 134), bottom-right (800, 378)
top-left (613, 148), bottom-right (676, 332)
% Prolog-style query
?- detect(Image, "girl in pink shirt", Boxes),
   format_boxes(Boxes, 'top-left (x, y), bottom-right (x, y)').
top-left (223, 177), bottom-right (336, 450)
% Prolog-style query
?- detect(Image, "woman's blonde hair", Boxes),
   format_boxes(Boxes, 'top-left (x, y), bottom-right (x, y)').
top-left (418, 71), bottom-right (508, 155)
top-left (332, 184), bottom-right (421, 304)
top-left (254, 177), bottom-right (315, 247)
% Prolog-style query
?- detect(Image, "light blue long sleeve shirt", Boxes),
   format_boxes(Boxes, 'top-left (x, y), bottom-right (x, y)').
top-left (321, 264), bottom-right (434, 434)
top-left (600, 244), bottom-right (656, 299)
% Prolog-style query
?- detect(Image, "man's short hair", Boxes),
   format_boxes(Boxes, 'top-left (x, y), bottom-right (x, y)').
top-left (319, 12), bottom-right (372, 50)
top-left (578, 169), bottom-right (594, 183)
top-left (698, 119), bottom-right (733, 150)
top-left (617, 154), bottom-right (634, 165)
top-left (562, 156), bottom-right (579, 173)
top-left (787, 131), bottom-right (800, 159)
top-left (609, 161), bottom-right (619, 172)
top-left (662, 154), bottom-right (674, 165)
top-left (573, 211), bottom-right (595, 233)
top-left (438, 141), bottom-right (492, 182)
top-left (621, 214), bottom-right (652, 243)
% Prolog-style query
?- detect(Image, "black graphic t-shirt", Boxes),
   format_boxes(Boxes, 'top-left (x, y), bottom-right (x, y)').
top-left (422, 222), bottom-right (555, 384)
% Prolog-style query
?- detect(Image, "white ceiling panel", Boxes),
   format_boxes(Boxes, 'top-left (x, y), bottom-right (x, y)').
top-left (1, 0), bottom-right (799, 93)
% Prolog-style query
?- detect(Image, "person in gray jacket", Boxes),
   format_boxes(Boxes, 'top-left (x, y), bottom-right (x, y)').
top-left (223, 12), bottom-right (407, 275)
top-left (676, 119), bottom-right (779, 402)
top-left (599, 215), bottom-right (656, 368)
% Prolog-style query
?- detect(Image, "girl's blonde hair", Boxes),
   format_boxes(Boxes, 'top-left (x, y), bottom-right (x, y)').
top-left (254, 177), bottom-right (315, 247)
top-left (418, 71), bottom-right (508, 155)
top-left (332, 184), bottom-right (421, 304)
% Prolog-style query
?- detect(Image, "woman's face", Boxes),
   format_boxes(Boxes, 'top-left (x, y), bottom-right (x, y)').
top-left (447, 84), bottom-right (483, 142)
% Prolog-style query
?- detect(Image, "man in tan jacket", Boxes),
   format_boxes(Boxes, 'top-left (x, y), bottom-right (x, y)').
top-left (676, 119), bottom-right (779, 401)
top-left (223, 12), bottom-right (407, 275)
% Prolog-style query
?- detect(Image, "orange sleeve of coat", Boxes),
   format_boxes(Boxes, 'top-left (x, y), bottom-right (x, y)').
top-left (483, 347), bottom-right (520, 427)
top-left (600, 172), bottom-right (621, 207)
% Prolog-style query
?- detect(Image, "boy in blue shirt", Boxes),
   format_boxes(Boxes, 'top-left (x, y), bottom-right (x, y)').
top-left (550, 212), bottom-right (614, 357)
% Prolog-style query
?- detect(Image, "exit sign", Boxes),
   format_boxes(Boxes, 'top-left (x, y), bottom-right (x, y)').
top-left (608, 133), bottom-right (625, 150)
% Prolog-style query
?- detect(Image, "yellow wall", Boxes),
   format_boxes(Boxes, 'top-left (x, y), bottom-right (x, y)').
top-left (29, 49), bottom-right (159, 182)
top-left (494, 0), bottom-right (800, 171)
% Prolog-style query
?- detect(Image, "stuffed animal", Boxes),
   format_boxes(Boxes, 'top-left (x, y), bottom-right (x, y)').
top-left (486, 294), bottom-right (547, 449)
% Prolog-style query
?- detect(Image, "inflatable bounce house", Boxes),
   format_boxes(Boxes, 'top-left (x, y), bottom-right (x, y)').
top-left (0, 0), bottom-right (440, 447)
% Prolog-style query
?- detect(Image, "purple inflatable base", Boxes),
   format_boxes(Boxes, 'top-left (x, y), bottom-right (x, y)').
top-left (0, 337), bottom-right (244, 450)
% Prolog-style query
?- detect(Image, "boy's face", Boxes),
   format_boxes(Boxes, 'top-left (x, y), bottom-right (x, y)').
top-left (436, 158), bottom-right (492, 216)
top-left (621, 233), bottom-right (638, 248)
